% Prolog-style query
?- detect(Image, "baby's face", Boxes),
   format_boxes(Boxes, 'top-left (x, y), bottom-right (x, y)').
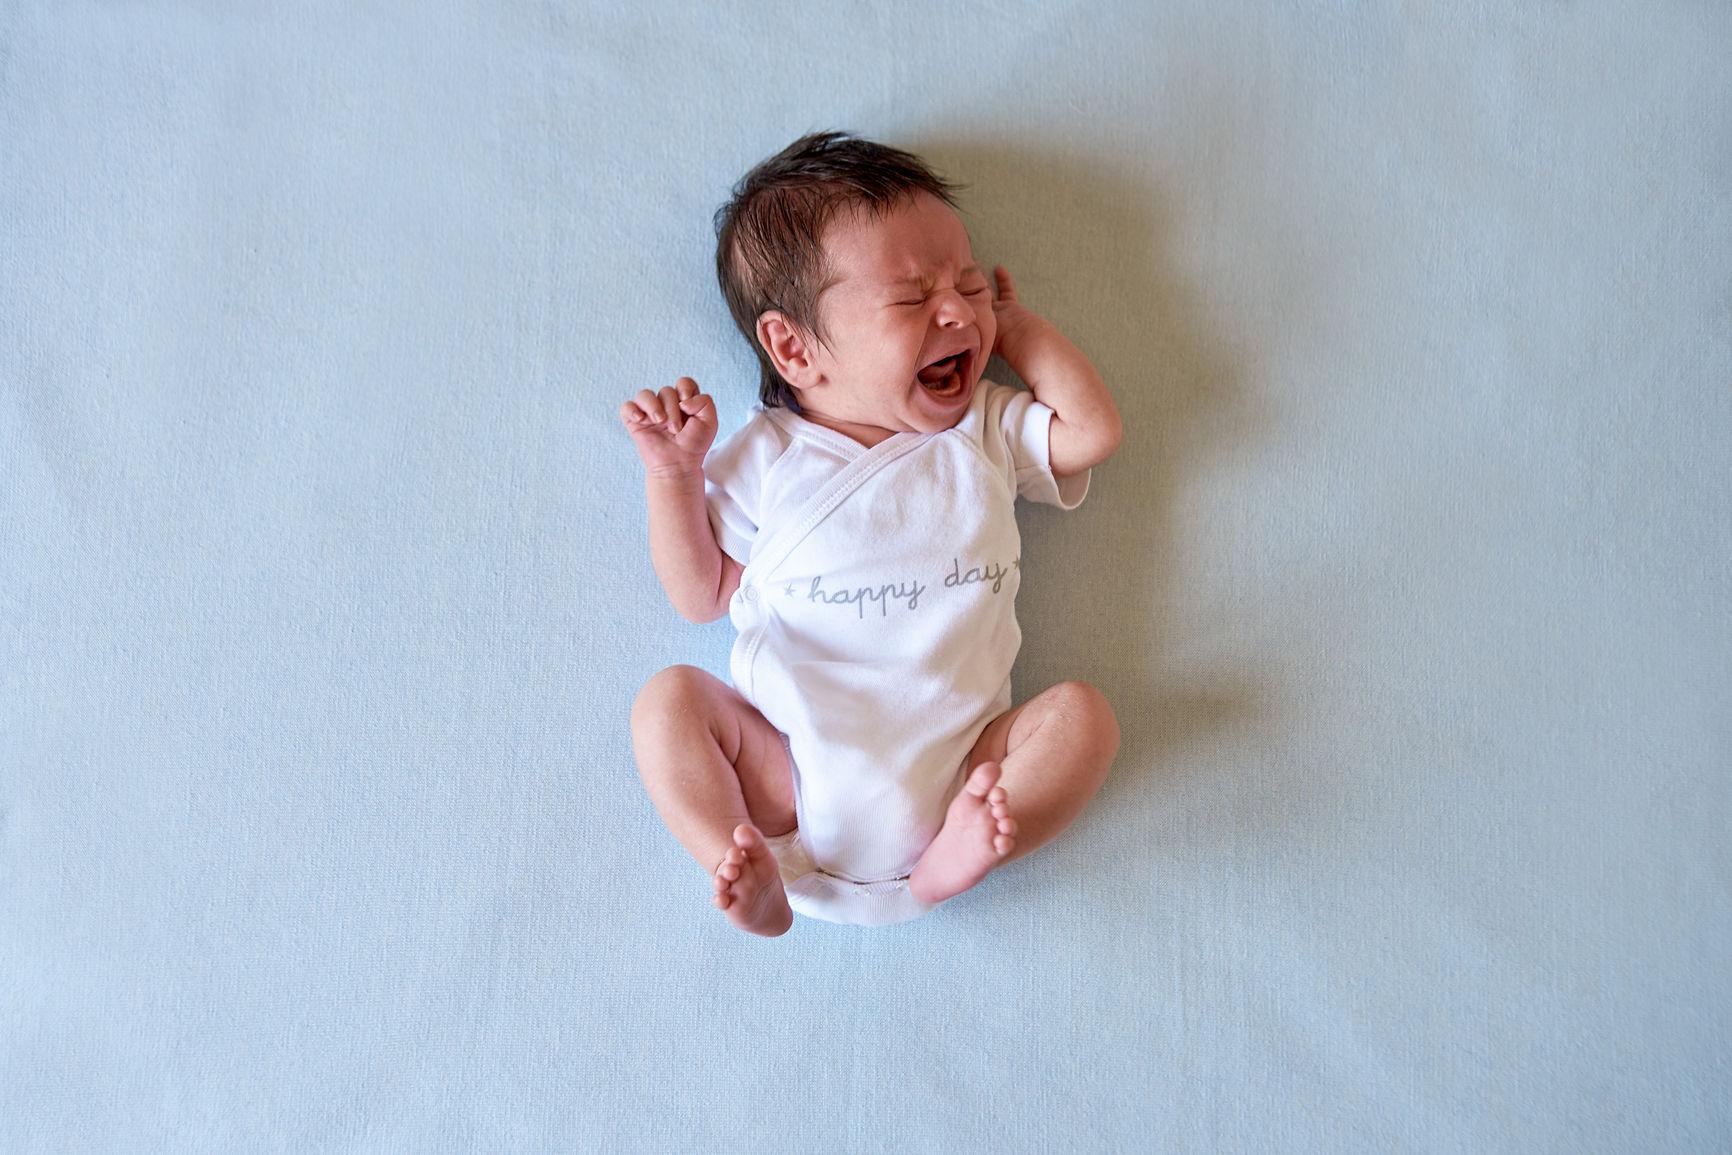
top-left (794, 193), bottom-right (996, 441)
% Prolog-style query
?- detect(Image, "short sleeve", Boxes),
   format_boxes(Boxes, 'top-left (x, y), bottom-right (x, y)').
top-left (704, 409), bottom-right (785, 564)
top-left (995, 385), bottom-right (1091, 509)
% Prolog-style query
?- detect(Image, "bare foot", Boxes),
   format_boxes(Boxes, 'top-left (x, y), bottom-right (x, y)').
top-left (908, 762), bottom-right (1018, 904)
top-left (712, 823), bottom-right (793, 937)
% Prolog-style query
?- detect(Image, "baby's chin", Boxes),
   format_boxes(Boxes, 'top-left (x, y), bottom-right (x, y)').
top-left (908, 379), bottom-right (976, 433)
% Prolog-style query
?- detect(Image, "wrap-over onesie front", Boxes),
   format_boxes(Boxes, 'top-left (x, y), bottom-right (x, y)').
top-left (705, 381), bottom-right (1087, 923)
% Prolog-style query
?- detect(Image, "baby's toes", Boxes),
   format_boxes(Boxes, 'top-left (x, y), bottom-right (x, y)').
top-left (965, 761), bottom-right (1004, 798)
top-left (713, 849), bottom-right (744, 888)
top-left (992, 805), bottom-right (1016, 855)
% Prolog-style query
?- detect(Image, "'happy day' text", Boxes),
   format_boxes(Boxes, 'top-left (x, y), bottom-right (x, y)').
top-left (806, 575), bottom-right (926, 618)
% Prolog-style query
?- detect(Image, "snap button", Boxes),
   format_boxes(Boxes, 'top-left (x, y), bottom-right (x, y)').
top-left (743, 584), bottom-right (758, 603)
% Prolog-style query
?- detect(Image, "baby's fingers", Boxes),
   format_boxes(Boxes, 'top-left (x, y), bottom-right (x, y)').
top-left (994, 266), bottom-right (1019, 302)
top-left (655, 385), bottom-right (688, 433)
top-left (624, 388), bottom-right (669, 425)
top-left (677, 388), bottom-right (715, 420)
top-left (621, 399), bottom-right (658, 429)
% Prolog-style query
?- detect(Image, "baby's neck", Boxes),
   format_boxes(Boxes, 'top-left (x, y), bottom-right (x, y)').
top-left (796, 410), bottom-right (901, 448)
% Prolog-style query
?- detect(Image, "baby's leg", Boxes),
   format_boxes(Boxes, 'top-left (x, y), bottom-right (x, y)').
top-left (630, 665), bottom-right (796, 936)
top-left (909, 681), bottom-right (1119, 905)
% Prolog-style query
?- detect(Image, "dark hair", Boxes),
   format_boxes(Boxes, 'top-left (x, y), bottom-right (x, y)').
top-left (714, 132), bottom-right (959, 409)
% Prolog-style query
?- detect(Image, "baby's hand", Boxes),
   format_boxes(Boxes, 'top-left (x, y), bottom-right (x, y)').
top-left (990, 266), bottom-right (1059, 365)
top-left (621, 377), bottom-right (719, 480)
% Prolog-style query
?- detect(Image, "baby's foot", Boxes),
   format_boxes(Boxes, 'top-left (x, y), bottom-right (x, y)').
top-left (712, 823), bottom-right (793, 937)
top-left (908, 762), bottom-right (1018, 904)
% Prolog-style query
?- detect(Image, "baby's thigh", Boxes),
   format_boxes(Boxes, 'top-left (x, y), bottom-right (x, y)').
top-left (718, 684), bottom-right (796, 821)
top-left (633, 665), bottom-right (795, 820)
top-left (966, 680), bottom-right (1119, 771)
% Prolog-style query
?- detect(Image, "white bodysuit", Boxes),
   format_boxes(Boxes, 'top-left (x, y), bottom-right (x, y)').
top-left (705, 381), bottom-right (1088, 924)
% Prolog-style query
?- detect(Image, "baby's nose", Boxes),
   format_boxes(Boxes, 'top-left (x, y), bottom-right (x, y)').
top-left (933, 289), bottom-right (972, 326)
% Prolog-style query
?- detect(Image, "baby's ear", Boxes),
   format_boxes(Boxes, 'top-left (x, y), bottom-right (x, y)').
top-left (757, 312), bottom-right (822, 388)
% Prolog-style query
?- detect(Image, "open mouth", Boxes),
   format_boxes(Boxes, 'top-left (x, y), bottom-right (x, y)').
top-left (916, 350), bottom-right (971, 399)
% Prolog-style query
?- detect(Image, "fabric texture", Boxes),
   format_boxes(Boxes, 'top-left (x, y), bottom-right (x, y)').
top-left (3, 2), bottom-right (1729, 1151)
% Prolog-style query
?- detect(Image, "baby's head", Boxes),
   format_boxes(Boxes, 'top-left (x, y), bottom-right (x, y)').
top-left (715, 133), bottom-right (977, 417)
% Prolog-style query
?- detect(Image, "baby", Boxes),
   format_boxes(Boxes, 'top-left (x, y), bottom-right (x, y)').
top-left (621, 133), bottom-right (1121, 935)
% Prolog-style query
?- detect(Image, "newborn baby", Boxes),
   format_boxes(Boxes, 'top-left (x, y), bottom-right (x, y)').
top-left (621, 132), bottom-right (1121, 935)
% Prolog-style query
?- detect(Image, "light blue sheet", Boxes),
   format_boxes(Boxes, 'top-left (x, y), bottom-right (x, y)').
top-left (4, 2), bottom-right (1729, 1150)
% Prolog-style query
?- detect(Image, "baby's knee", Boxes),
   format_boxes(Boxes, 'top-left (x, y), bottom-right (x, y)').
top-left (1050, 681), bottom-right (1120, 752)
top-left (632, 664), bottom-right (718, 731)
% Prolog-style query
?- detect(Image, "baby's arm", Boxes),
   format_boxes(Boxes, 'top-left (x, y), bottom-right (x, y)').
top-left (620, 377), bottom-right (743, 623)
top-left (990, 267), bottom-right (1122, 478)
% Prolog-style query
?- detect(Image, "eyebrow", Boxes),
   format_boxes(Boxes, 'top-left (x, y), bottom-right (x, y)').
top-left (886, 263), bottom-right (987, 288)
